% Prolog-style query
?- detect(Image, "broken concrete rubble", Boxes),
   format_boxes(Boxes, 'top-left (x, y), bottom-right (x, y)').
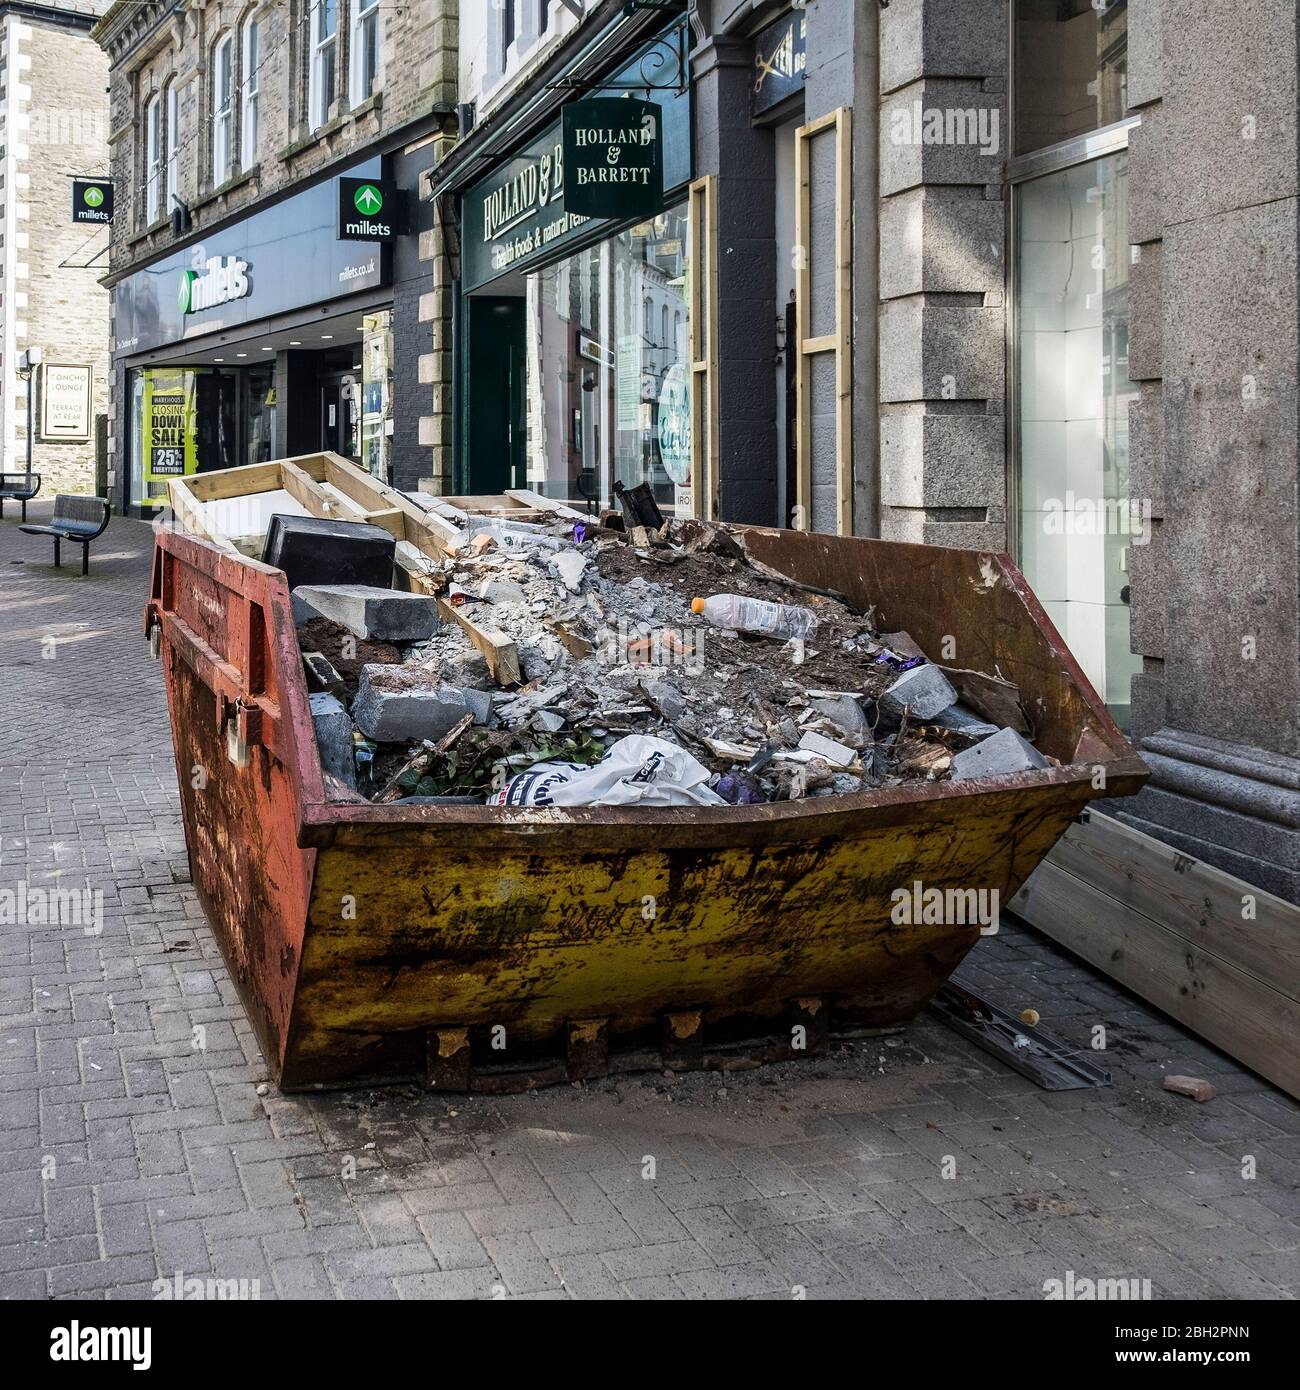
top-left (292, 584), bottom-right (441, 642)
top-left (950, 727), bottom-right (1051, 781)
top-left (293, 512), bottom-right (1055, 808)
top-left (352, 664), bottom-right (488, 742)
top-left (880, 663), bottom-right (959, 722)
top-left (309, 692), bottom-right (358, 791)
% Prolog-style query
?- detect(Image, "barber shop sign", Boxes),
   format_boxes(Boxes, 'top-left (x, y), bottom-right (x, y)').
top-left (561, 96), bottom-right (663, 220)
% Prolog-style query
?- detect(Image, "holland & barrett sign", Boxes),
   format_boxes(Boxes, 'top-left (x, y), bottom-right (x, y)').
top-left (561, 97), bottom-right (663, 220)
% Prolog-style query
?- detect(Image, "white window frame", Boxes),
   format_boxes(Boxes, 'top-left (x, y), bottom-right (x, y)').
top-left (241, 16), bottom-right (260, 170)
top-left (351, 0), bottom-right (381, 107)
top-left (164, 83), bottom-right (179, 212)
top-left (309, 0), bottom-right (338, 131)
top-left (144, 92), bottom-right (162, 224)
top-left (212, 33), bottom-right (235, 186)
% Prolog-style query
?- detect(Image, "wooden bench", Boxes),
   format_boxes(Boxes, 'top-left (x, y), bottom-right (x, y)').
top-left (19, 494), bottom-right (112, 575)
top-left (0, 471), bottom-right (41, 522)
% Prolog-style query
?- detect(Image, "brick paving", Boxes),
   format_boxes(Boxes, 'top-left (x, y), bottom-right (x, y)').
top-left (0, 503), bottom-right (1297, 1301)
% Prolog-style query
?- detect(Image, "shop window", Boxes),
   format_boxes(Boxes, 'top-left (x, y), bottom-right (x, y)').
top-left (502, 0), bottom-right (517, 62)
top-left (310, 0), bottom-right (338, 130)
top-left (519, 206), bottom-right (692, 516)
top-left (540, 0), bottom-right (551, 33)
top-left (143, 92), bottom-right (161, 224)
top-left (352, 0), bottom-right (380, 105)
top-left (1014, 0), bottom-right (1128, 155)
top-left (212, 34), bottom-right (235, 185)
top-left (241, 17), bottom-right (260, 170)
top-left (361, 309), bottom-right (394, 480)
top-left (164, 82), bottom-right (179, 210)
top-left (1015, 150), bottom-right (1141, 728)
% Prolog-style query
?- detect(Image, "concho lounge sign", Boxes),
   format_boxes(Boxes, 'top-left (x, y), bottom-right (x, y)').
top-left (562, 97), bottom-right (662, 219)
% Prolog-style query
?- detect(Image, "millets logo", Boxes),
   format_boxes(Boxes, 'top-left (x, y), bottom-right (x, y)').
top-left (178, 255), bottom-right (250, 314)
top-left (343, 182), bottom-right (392, 238)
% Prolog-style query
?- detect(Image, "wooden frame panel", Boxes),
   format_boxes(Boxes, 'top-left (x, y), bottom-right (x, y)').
top-left (688, 175), bottom-right (720, 521)
top-left (794, 107), bottom-right (852, 536)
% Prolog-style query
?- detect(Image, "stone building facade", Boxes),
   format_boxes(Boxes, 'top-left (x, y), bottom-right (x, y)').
top-left (431, 0), bottom-right (1296, 901)
top-left (93, 0), bottom-right (457, 505)
top-left (0, 1), bottom-right (110, 493)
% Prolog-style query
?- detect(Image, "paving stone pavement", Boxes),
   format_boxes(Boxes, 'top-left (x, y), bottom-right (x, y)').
top-left (1, 505), bottom-right (1297, 1301)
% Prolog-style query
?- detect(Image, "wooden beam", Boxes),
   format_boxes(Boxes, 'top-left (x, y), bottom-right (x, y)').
top-left (182, 460), bottom-right (285, 502)
top-left (434, 597), bottom-right (521, 686)
top-left (504, 488), bottom-right (588, 521)
top-left (1012, 854), bottom-right (1300, 1101)
top-left (1028, 813), bottom-right (1300, 1002)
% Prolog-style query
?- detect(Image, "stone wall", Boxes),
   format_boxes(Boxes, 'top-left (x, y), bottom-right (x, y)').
top-left (95, 0), bottom-right (457, 282)
top-left (1117, 0), bottom-right (1300, 902)
top-left (0, 9), bottom-right (110, 491)
top-left (876, 0), bottom-right (1007, 550)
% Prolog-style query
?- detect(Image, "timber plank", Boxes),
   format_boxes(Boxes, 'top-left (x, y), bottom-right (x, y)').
top-left (1012, 858), bottom-right (1300, 1100)
top-left (434, 596), bottom-right (520, 686)
top-left (1048, 814), bottom-right (1300, 1002)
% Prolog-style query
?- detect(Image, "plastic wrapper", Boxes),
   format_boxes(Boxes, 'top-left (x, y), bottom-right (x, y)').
top-left (491, 735), bottom-right (726, 809)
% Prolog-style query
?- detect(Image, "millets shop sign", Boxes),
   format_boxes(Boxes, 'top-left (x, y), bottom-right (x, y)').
top-left (113, 158), bottom-right (388, 355)
top-left (72, 178), bottom-right (113, 224)
top-left (337, 176), bottom-right (397, 241)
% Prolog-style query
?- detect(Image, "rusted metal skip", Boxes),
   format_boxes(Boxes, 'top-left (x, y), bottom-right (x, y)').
top-left (147, 520), bottom-right (1147, 1092)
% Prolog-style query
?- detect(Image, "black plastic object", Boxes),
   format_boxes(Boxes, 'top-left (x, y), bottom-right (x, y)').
top-left (261, 514), bottom-right (396, 591)
top-left (612, 480), bottom-right (664, 531)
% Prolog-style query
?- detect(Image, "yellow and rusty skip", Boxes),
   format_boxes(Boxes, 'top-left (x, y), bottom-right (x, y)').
top-left (146, 457), bottom-right (1147, 1092)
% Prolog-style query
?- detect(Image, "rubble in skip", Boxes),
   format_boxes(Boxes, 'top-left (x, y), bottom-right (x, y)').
top-left (294, 508), bottom-right (1054, 808)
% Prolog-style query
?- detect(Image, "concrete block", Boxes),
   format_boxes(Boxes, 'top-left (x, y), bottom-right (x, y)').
top-left (1126, 0), bottom-right (1163, 109)
top-left (810, 695), bottom-right (870, 744)
top-left (880, 410), bottom-right (1006, 509)
top-left (949, 727), bottom-right (1050, 780)
top-left (879, 188), bottom-right (1004, 300)
top-left (1127, 114), bottom-right (1166, 246)
top-left (291, 585), bottom-right (440, 642)
top-left (1159, 0), bottom-right (1297, 227)
top-left (1126, 242), bottom-right (1163, 382)
top-left (880, 82), bottom-right (1006, 196)
top-left (881, 664), bottom-right (957, 720)
top-left (461, 687), bottom-right (494, 726)
top-left (798, 731), bottom-right (858, 767)
top-left (1128, 385), bottom-right (1166, 518)
top-left (880, 0), bottom-right (1007, 96)
top-left (309, 693), bottom-right (357, 790)
top-left (879, 299), bottom-right (1005, 402)
top-left (352, 666), bottom-right (474, 742)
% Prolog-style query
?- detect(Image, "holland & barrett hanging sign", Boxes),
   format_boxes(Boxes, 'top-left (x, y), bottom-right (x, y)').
top-left (561, 97), bottom-right (663, 220)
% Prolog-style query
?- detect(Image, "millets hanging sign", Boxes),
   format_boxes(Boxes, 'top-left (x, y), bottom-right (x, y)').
top-left (561, 97), bottom-right (662, 220)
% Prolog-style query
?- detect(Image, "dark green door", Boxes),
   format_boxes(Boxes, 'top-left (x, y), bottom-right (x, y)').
top-left (465, 296), bottom-right (525, 494)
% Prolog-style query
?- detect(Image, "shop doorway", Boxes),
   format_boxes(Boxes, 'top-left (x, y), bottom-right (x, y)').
top-left (320, 372), bottom-right (361, 464)
top-left (465, 296), bottom-right (526, 494)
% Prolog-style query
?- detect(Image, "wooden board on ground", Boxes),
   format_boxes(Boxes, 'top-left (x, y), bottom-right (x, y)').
top-left (1012, 811), bottom-right (1300, 1099)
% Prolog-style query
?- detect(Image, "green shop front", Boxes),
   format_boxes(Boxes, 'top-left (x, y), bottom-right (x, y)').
top-left (454, 28), bottom-right (694, 517)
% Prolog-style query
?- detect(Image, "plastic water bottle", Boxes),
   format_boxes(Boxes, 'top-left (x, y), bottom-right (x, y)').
top-left (691, 593), bottom-right (818, 640)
